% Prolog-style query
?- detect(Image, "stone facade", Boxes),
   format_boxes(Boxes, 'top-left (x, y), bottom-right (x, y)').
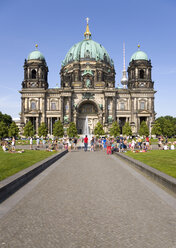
top-left (20, 32), bottom-right (156, 136)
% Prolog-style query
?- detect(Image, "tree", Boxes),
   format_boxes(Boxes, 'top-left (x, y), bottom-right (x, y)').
top-left (8, 121), bottom-right (19, 138)
top-left (53, 120), bottom-right (64, 138)
top-left (67, 122), bottom-right (77, 137)
top-left (156, 116), bottom-right (176, 137)
top-left (23, 121), bottom-right (35, 137)
top-left (162, 119), bottom-right (175, 137)
top-left (110, 121), bottom-right (120, 137)
top-left (38, 122), bottom-right (48, 137)
top-left (151, 121), bottom-right (162, 136)
top-left (122, 122), bottom-right (132, 136)
top-left (0, 121), bottom-right (8, 139)
top-left (94, 122), bottom-right (105, 136)
top-left (0, 111), bottom-right (12, 127)
top-left (139, 121), bottom-right (149, 137)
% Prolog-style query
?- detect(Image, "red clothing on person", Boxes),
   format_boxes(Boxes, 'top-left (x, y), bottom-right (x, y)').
top-left (84, 137), bottom-right (88, 143)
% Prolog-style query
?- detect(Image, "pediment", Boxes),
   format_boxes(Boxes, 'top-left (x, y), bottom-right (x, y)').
top-left (139, 110), bottom-right (150, 114)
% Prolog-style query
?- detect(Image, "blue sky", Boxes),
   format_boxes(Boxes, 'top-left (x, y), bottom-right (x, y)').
top-left (0, 0), bottom-right (176, 119)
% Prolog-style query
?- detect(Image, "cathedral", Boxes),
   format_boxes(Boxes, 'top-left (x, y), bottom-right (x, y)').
top-left (20, 20), bottom-right (156, 136)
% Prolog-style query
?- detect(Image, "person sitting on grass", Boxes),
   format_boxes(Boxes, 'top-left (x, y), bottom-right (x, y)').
top-left (2, 141), bottom-right (8, 152)
top-left (163, 144), bottom-right (169, 150)
top-left (158, 139), bottom-right (163, 150)
top-left (142, 142), bottom-right (147, 152)
top-left (170, 143), bottom-right (175, 150)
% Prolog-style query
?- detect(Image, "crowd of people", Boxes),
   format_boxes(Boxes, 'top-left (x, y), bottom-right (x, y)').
top-left (158, 136), bottom-right (176, 150)
top-left (82, 136), bottom-right (146, 154)
top-left (1, 137), bottom-right (24, 153)
top-left (82, 135), bottom-right (176, 154)
top-left (1, 135), bottom-right (176, 154)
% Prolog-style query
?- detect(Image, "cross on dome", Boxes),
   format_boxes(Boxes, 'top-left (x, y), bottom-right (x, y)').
top-left (84, 18), bottom-right (91, 40)
top-left (86, 17), bottom-right (89, 24)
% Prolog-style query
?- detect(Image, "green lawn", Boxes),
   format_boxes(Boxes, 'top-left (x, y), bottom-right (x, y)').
top-left (0, 150), bottom-right (57, 181)
top-left (125, 150), bottom-right (176, 178)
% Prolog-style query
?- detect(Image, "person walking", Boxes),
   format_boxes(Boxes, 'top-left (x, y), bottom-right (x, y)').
top-left (90, 137), bottom-right (95, 151)
top-left (145, 136), bottom-right (150, 150)
top-left (73, 137), bottom-right (77, 150)
top-left (68, 139), bottom-right (72, 152)
top-left (102, 137), bottom-right (106, 150)
top-left (131, 139), bottom-right (135, 152)
top-left (106, 138), bottom-right (112, 155)
top-left (30, 137), bottom-right (33, 150)
top-left (11, 137), bottom-right (16, 151)
top-left (37, 137), bottom-right (40, 149)
top-left (84, 135), bottom-right (88, 152)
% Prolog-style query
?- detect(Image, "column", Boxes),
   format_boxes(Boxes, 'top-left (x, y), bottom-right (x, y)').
top-left (36, 117), bottom-right (39, 134)
top-left (42, 98), bottom-right (46, 123)
top-left (61, 97), bottom-right (64, 123)
top-left (48, 118), bottom-right (51, 135)
top-left (27, 98), bottom-right (29, 111)
top-left (105, 97), bottom-right (108, 123)
top-left (51, 117), bottom-right (52, 135)
top-left (94, 70), bottom-right (97, 82)
top-left (21, 97), bottom-right (25, 123)
top-left (151, 97), bottom-right (155, 120)
top-left (131, 98), bottom-right (134, 123)
top-left (112, 97), bottom-right (116, 121)
top-left (28, 68), bottom-right (30, 79)
top-left (135, 68), bottom-right (138, 79)
top-left (69, 97), bottom-right (72, 122)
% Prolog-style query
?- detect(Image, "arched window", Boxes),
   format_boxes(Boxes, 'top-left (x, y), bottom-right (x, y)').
top-left (104, 53), bottom-right (107, 62)
top-left (79, 103), bottom-right (98, 114)
top-left (31, 102), bottom-right (36, 110)
top-left (139, 69), bottom-right (144, 79)
top-left (140, 102), bottom-right (145, 110)
top-left (51, 102), bottom-right (56, 110)
top-left (120, 102), bottom-right (125, 110)
top-left (84, 50), bottom-right (90, 58)
top-left (32, 69), bottom-right (36, 79)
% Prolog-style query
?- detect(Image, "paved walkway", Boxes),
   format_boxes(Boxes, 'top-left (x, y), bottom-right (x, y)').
top-left (0, 151), bottom-right (176, 248)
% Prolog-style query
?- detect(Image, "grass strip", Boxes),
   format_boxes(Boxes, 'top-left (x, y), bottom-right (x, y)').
top-left (125, 150), bottom-right (176, 178)
top-left (0, 150), bottom-right (57, 181)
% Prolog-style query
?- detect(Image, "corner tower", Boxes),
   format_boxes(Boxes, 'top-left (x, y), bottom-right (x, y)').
top-left (20, 45), bottom-right (48, 133)
top-left (127, 45), bottom-right (153, 89)
top-left (127, 45), bottom-right (156, 135)
top-left (22, 45), bottom-right (48, 90)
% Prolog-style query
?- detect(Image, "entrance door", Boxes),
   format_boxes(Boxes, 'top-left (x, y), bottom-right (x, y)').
top-left (77, 101), bottom-right (99, 134)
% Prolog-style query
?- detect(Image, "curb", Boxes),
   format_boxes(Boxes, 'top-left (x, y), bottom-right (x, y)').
top-left (0, 150), bottom-right (68, 203)
top-left (115, 152), bottom-right (176, 194)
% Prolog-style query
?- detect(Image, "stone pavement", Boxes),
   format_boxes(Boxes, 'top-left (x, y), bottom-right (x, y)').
top-left (0, 151), bottom-right (176, 248)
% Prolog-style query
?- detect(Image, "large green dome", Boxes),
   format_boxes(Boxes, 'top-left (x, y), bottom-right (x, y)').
top-left (130, 50), bottom-right (148, 62)
top-left (62, 39), bottom-right (114, 66)
top-left (28, 50), bottom-right (45, 61)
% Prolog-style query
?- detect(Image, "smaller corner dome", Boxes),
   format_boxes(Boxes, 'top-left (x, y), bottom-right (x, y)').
top-left (130, 50), bottom-right (148, 62)
top-left (27, 50), bottom-right (45, 61)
